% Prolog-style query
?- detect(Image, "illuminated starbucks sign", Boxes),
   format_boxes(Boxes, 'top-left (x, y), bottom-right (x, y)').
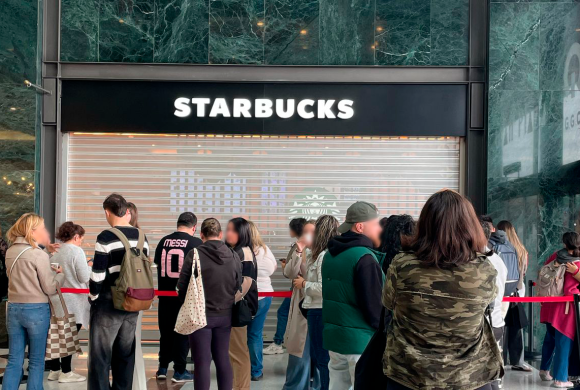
top-left (174, 98), bottom-right (355, 119)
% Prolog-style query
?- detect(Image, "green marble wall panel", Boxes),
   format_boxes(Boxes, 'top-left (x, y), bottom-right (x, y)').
top-left (0, 0), bottom-right (38, 233)
top-left (539, 3), bottom-right (580, 91)
top-left (264, 0), bottom-right (319, 65)
top-left (99, 0), bottom-right (155, 62)
top-left (430, 0), bottom-right (469, 66)
top-left (60, 0), bottom-right (99, 61)
top-left (209, 0), bottom-right (265, 64)
top-left (488, 1), bottom-right (580, 352)
top-left (318, 0), bottom-right (375, 65)
top-left (375, 0), bottom-right (431, 66)
top-left (489, 3), bottom-right (540, 91)
top-left (154, 0), bottom-right (210, 63)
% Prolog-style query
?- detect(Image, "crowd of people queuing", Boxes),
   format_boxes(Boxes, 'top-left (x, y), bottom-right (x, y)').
top-left (0, 189), bottom-right (580, 390)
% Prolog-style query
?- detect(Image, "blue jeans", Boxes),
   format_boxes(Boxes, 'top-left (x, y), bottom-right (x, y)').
top-left (553, 329), bottom-right (573, 382)
top-left (308, 309), bottom-right (329, 390)
top-left (274, 297), bottom-right (291, 345)
top-left (282, 333), bottom-right (321, 390)
top-left (4, 303), bottom-right (50, 390)
top-left (540, 323), bottom-right (556, 371)
top-left (248, 297), bottom-right (272, 377)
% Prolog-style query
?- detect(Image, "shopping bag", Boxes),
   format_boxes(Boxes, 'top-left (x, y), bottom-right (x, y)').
top-left (45, 285), bottom-right (82, 360)
top-left (175, 249), bottom-right (207, 335)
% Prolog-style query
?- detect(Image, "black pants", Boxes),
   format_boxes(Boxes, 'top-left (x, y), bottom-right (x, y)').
top-left (48, 324), bottom-right (83, 373)
top-left (386, 379), bottom-right (493, 390)
top-left (503, 325), bottom-right (524, 366)
top-left (158, 297), bottom-right (189, 373)
top-left (189, 316), bottom-right (233, 390)
top-left (88, 297), bottom-right (138, 390)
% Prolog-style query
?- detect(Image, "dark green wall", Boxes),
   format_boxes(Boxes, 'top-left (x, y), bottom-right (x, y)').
top-left (487, 0), bottom-right (580, 350)
top-left (60, 0), bottom-right (469, 65)
top-left (0, 0), bottom-right (39, 234)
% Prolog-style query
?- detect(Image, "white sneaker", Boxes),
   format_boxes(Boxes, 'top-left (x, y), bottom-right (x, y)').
top-left (58, 371), bottom-right (87, 383)
top-left (263, 343), bottom-right (285, 355)
top-left (48, 370), bottom-right (61, 381)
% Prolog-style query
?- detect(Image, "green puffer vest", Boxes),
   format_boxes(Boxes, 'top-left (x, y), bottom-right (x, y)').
top-left (322, 246), bottom-right (385, 355)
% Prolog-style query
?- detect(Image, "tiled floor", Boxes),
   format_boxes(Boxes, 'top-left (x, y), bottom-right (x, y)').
top-left (0, 347), bottom-right (558, 390)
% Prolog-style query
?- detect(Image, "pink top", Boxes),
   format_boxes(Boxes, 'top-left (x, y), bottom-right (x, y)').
top-left (539, 251), bottom-right (580, 340)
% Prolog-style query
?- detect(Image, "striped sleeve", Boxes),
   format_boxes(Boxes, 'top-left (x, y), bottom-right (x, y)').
top-left (89, 232), bottom-right (110, 301)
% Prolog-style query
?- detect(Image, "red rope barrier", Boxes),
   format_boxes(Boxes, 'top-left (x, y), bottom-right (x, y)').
top-left (58, 288), bottom-right (571, 302)
top-left (60, 288), bottom-right (292, 298)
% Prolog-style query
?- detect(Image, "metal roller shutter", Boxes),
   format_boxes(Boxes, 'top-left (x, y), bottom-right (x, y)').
top-left (65, 133), bottom-right (461, 341)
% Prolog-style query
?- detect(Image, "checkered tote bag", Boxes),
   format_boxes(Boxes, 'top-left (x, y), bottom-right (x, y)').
top-left (45, 285), bottom-right (82, 360)
top-left (175, 249), bottom-right (207, 335)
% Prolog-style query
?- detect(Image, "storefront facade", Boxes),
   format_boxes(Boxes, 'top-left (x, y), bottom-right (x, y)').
top-left (3, 0), bottom-right (578, 347)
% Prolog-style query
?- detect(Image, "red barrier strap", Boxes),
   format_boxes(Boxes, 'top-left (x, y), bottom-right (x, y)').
top-left (60, 288), bottom-right (292, 298)
top-left (58, 288), bottom-right (573, 302)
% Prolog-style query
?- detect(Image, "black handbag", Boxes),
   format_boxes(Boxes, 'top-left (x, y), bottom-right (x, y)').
top-left (504, 301), bottom-right (528, 329)
top-left (232, 298), bottom-right (253, 327)
top-left (354, 307), bottom-right (389, 390)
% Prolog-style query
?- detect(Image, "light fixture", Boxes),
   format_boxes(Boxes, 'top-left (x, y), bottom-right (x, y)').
top-left (257, 21), bottom-right (264, 27)
top-left (24, 80), bottom-right (52, 95)
top-left (9, 107), bottom-right (16, 111)
top-left (300, 29), bottom-right (307, 35)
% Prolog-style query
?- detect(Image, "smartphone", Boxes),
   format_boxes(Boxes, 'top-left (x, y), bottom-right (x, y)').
top-left (50, 263), bottom-right (59, 271)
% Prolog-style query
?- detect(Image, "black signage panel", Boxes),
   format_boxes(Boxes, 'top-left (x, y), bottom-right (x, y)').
top-left (61, 80), bottom-right (467, 136)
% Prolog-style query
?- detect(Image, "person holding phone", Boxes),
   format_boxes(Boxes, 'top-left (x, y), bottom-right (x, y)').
top-left (282, 220), bottom-right (320, 390)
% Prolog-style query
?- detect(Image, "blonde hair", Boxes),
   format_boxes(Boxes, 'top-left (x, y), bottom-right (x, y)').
top-left (248, 221), bottom-right (267, 253)
top-left (7, 213), bottom-right (44, 248)
top-left (497, 220), bottom-right (528, 272)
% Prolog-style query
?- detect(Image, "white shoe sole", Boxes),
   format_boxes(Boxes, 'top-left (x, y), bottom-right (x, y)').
top-left (58, 378), bottom-right (86, 383)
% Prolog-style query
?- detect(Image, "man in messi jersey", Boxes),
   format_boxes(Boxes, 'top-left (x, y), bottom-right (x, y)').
top-left (154, 212), bottom-right (202, 382)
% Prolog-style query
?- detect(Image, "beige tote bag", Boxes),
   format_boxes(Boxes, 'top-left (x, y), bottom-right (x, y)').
top-left (45, 285), bottom-right (82, 360)
top-left (175, 249), bottom-right (207, 335)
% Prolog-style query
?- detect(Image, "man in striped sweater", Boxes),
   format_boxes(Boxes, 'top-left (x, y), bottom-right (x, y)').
top-left (88, 193), bottom-right (149, 390)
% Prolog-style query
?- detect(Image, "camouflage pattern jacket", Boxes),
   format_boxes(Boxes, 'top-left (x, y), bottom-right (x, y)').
top-left (382, 252), bottom-right (503, 390)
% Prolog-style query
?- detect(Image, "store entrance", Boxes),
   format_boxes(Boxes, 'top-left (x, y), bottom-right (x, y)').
top-left (65, 132), bottom-right (461, 341)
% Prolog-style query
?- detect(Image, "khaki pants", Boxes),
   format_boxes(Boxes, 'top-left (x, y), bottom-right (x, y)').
top-left (229, 326), bottom-right (251, 390)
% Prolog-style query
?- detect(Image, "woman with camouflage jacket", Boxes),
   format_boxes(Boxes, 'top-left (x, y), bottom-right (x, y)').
top-left (381, 190), bottom-right (503, 390)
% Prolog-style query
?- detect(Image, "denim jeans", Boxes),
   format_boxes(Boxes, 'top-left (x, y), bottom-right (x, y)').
top-left (282, 332), bottom-right (321, 390)
top-left (540, 323), bottom-right (556, 371)
top-left (247, 297), bottom-right (272, 377)
top-left (308, 309), bottom-right (330, 390)
top-left (274, 297), bottom-right (291, 345)
top-left (553, 328), bottom-right (573, 382)
top-left (4, 303), bottom-right (50, 390)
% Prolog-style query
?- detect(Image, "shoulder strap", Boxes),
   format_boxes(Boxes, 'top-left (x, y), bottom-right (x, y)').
top-left (241, 247), bottom-right (254, 262)
top-left (108, 228), bottom-right (132, 253)
top-left (136, 229), bottom-right (145, 252)
top-left (9, 247), bottom-right (32, 277)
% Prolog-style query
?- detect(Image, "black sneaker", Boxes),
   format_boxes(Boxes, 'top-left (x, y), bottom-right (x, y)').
top-left (156, 368), bottom-right (168, 380)
top-left (251, 374), bottom-right (263, 382)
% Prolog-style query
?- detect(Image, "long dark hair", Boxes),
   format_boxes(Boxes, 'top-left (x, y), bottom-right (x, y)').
top-left (127, 202), bottom-right (140, 228)
top-left (563, 232), bottom-right (580, 258)
top-left (412, 190), bottom-right (488, 269)
top-left (228, 217), bottom-right (252, 249)
top-left (379, 214), bottom-right (415, 269)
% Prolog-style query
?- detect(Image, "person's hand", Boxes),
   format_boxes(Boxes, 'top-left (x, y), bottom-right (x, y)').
top-left (280, 259), bottom-right (287, 270)
top-left (293, 276), bottom-right (305, 290)
top-left (295, 239), bottom-right (306, 253)
top-left (46, 243), bottom-right (61, 254)
top-left (565, 262), bottom-right (579, 274)
top-left (55, 265), bottom-right (63, 274)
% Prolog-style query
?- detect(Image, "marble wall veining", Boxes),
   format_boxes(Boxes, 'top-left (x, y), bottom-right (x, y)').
top-left (487, 0), bottom-right (580, 350)
top-left (0, 0), bottom-right (39, 234)
top-left (59, 0), bottom-right (470, 66)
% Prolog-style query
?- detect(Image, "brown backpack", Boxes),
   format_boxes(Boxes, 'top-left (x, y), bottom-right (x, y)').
top-left (536, 261), bottom-right (566, 297)
top-left (109, 228), bottom-right (155, 311)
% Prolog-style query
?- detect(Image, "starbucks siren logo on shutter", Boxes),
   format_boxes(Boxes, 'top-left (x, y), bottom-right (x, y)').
top-left (289, 188), bottom-right (340, 219)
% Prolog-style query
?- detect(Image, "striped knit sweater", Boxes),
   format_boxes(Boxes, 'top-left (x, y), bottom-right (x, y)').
top-left (89, 226), bottom-right (149, 301)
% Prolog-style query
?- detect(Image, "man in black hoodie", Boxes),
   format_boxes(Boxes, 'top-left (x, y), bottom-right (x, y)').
top-left (177, 218), bottom-right (241, 390)
top-left (322, 201), bottom-right (385, 390)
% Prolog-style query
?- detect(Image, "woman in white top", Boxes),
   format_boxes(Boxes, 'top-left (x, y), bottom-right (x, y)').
top-left (247, 221), bottom-right (277, 381)
top-left (47, 221), bottom-right (90, 383)
top-left (293, 215), bottom-right (339, 390)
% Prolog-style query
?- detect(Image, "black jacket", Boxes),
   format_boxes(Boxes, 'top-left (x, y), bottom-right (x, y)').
top-left (327, 231), bottom-right (384, 330)
top-left (177, 240), bottom-right (241, 317)
top-left (233, 245), bottom-right (259, 317)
